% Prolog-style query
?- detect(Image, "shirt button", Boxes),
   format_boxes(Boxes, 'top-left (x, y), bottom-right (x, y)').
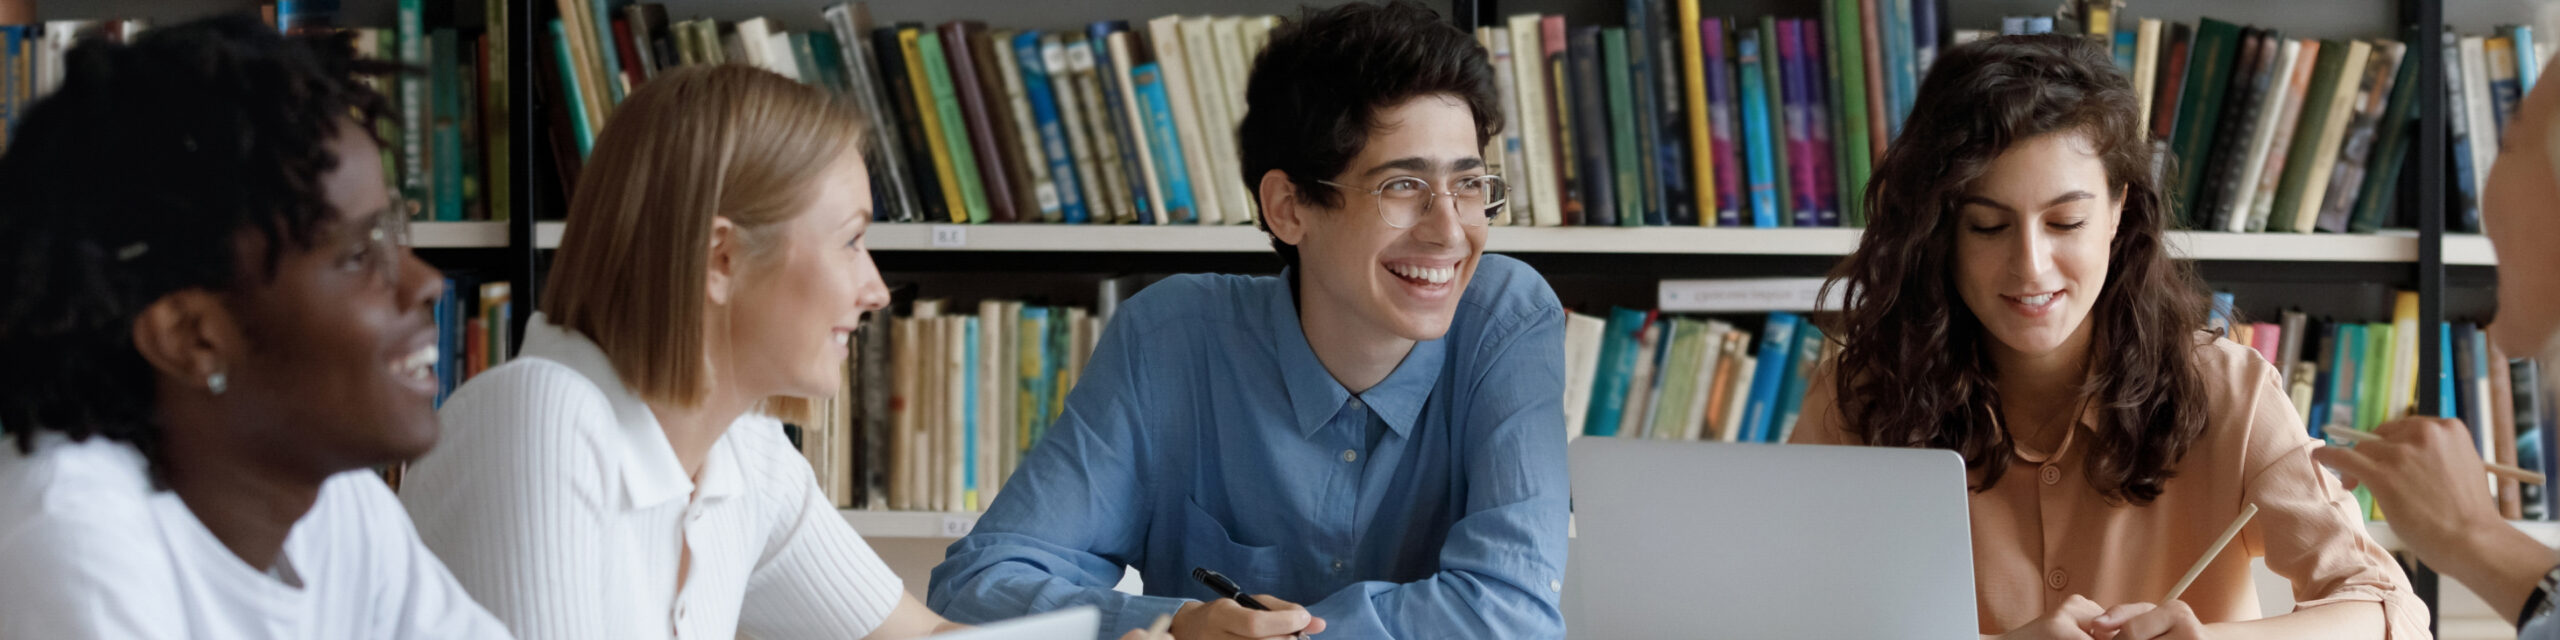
top-left (2040, 465), bottom-right (2062, 486)
top-left (1332, 559), bottom-right (1346, 572)
top-left (1348, 397), bottom-right (1364, 409)
top-left (2046, 568), bottom-right (2068, 590)
top-left (1550, 579), bottom-right (1563, 593)
top-left (1342, 449), bottom-right (1358, 463)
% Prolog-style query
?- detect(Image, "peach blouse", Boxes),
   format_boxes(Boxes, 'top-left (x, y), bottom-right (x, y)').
top-left (1792, 336), bottom-right (2428, 637)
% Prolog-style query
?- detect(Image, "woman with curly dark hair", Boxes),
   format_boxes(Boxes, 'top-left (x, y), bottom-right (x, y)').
top-left (1791, 35), bottom-right (2423, 639)
top-left (0, 15), bottom-right (507, 638)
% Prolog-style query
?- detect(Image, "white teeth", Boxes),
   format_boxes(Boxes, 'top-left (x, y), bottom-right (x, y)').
top-left (2018, 293), bottom-right (2055, 306)
top-left (393, 345), bottom-right (437, 381)
top-left (835, 330), bottom-right (852, 347)
top-left (1389, 264), bottom-right (1454, 285)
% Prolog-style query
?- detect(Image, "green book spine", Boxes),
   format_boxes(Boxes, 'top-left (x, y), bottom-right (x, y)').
top-left (432, 28), bottom-right (461, 221)
top-left (1829, 0), bottom-right (1872, 226)
top-left (2169, 18), bottom-right (2241, 227)
top-left (484, 0), bottom-right (510, 222)
top-left (2357, 322), bottom-right (2393, 431)
top-left (1604, 29), bottom-right (1643, 226)
top-left (398, 0), bottom-right (427, 208)
top-left (2351, 38), bottom-right (2420, 233)
top-left (920, 32), bottom-right (992, 224)
top-left (549, 21), bottom-right (593, 157)
top-left (1760, 16), bottom-right (1794, 226)
top-left (2269, 41), bottom-right (2349, 232)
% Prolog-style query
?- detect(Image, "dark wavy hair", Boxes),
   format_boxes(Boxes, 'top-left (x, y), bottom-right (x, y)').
top-left (1240, 0), bottom-right (1502, 273)
top-left (0, 14), bottom-right (397, 463)
top-left (1819, 34), bottom-right (2211, 504)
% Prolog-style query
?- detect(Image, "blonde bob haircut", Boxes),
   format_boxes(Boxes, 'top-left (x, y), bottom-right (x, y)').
top-left (541, 64), bottom-right (868, 424)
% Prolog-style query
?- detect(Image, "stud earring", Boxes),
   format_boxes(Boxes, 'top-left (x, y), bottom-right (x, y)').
top-left (207, 372), bottom-right (227, 396)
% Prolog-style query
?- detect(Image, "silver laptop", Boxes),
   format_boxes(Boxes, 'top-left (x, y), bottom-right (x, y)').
top-left (1565, 438), bottom-right (1978, 638)
top-left (925, 607), bottom-right (1099, 640)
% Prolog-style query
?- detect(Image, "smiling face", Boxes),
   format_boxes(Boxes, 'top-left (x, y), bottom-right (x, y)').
top-left (1290, 93), bottom-right (1491, 342)
top-left (1953, 130), bottom-right (2124, 365)
top-left (221, 122), bottom-right (448, 471)
top-left (722, 153), bottom-right (891, 400)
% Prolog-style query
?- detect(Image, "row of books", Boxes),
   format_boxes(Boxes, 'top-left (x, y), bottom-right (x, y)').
top-left (429, 279), bottom-right (516, 407)
top-left (1563, 310), bottom-right (1834, 443)
top-left (1, 6), bottom-right (514, 222)
top-left (541, 1), bottom-right (1281, 227)
top-left (2086, 17), bottom-right (2541, 237)
top-left (795, 298), bottom-right (1108, 512)
top-left (2222, 292), bottom-right (2558, 521)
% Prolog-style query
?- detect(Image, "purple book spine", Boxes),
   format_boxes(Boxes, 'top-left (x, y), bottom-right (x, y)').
top-left (1704, 18), bottom-right (1744, 227)
top-left (1780, 19), bottom-right (1821, 227)
top-left (1804, 19), bottom-right (1840, 227)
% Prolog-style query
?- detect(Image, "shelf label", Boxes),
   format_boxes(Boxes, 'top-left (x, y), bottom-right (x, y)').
top-left (940, 514), bottom-right (979, 537)
top-left (1657, 277), bottom-right (1843, 313)
top-left (931, 225), bottom-right (968, 248)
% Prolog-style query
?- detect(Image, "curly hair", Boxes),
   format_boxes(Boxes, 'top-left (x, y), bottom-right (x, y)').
top-left (0, 14), bottom-right (398, 463)
top-left (1240, 0), bottom-right (1502, 272)
top-left (1819, 34), bottom-right (2212, 504)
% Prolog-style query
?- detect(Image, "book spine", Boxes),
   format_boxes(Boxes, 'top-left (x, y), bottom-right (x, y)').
top-left (1586, 308), bottom-right (1647, 437)
top-left (2169, 19), bottom-right (2238, 228)
top-left (401, 0), bottom-right (430, 199)
top-left (2195, 29), bottom-right (2266, 232)
top-left (906, 29), bottom-right (975, 223)
top-left (1571, 27), bottom-right (1618, 227)
top-left (2295, 42), bottom-right (2371, 233)
top-left (431, 28), bottom-right (461, 221)
top-left (1509, 15), bottom-right (1561, 227)
top-left (1183, 17), bottom-right (1252, 226)
top-left (1859, 0), bottom-right (1889, 159)
top-left (1544, 17), bottom-right (1583, 226)
top-left (2227, 39), bottom-right (2297, 231)
top-left (938, 23), bottom-right (1016, 224)
top-left (1621, 4), bottom-right (1665, 227)
top-left (1015, 33), bottom-right (1087, 224)
top-left (2489, 37), bottom-right (2521, 135)
top-left (1062, 34), bottom-right (1133, 224)
top-left (1097, 25), bottom-right (1163, 224)
top-left (1602, 28), bottom-right (1642, 227)
top-left (1143, 17), bottom-right (1220, 225)
top-left (1809, 12), bottom-right (1844, 227)
top-left (875, 27), bottom-right (951, 223)
top-left (1705, 18), bottom-right (1745, 227)
top-left (991, 30), bottom-right (1058, 223)
top-left (1648, 0), bottom-right (1694, 227)
top-left (1679, 1), bottom-right (1716, 224)
top-left (1737, 30), bottom-right (1781, 228)
top-left (2353, 36), bottom-right (2421, 233)
top-left (2319, 42), bottom-right (2403, 233)
top-left (1742, 313), bottom-right (1800, 442)
top-left (1488, 26), bottom-right (1527, 226)
top-left (1760, 18), bottom-right (1794, 227)
top-left (1132, 62), bottom-right (1198, 224)
top-left (825, 12), bottom-right (920, 222)
top-left (1773, 323), bottom-right (1826, 442)
top-left (1781, 20), bottom-right (1821, 227)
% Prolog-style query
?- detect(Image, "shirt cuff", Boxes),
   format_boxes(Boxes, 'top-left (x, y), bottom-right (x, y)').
top-left (1113, 594), bottom-right (1190, 638)
top-left (2293, 585), bottom-right (2430, 640)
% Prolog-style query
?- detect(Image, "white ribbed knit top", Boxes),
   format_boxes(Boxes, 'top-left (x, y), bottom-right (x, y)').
top-left (399, 314), bottom-right (904, 640)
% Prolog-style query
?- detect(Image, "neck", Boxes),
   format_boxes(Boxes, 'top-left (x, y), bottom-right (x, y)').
top-left (156, 408), bottom-right (326, 573)
top-left (1296, 284), bottom-right (1415, 395)
top-left (1989, 329), bottom-right (2095, 446)
top-left (646, 387), bottom-right (755, 481)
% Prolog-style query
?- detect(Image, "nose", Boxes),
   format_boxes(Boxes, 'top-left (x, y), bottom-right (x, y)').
top-left (853, 251), bottom-right (891, 314)
top-left (399, 249), bottom-right (444, 313)
top-left (2010, 223), bottom-right (2051, 281)
top-left (1409, 191), bottom-right (1466, 246)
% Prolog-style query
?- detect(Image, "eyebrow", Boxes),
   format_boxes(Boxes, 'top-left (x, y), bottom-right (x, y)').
top-left (1358, 156), bottom-right (1487, 178)
top-left (1957, 190), bottom-right (2096, 214)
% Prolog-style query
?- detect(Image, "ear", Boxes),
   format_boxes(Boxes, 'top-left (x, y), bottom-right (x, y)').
top-left (1258, 169), bottom-right (1309, 247)
top-left (129, 290), bottom-right (243, 394)
top-left (706, 215), bottom-right (739, 306)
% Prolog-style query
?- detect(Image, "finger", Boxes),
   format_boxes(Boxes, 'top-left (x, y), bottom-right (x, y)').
top-left (1302, 616), bottom-right (1327, 635)
top-left (2119, 601), bottom-right (2196, 640)
top-left (2091, 602), bottom-right (2157, 632)
top-left (1236, 596), bottom-right (1314, 637)
top-left (2059, 594), bottom-right (2107, 622)
top-left (2371, 417), bottom-right (2432, 440)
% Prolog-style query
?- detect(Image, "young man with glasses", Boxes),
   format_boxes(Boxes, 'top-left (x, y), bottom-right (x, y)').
top-left (927, 1), bottom-right (1568, 638)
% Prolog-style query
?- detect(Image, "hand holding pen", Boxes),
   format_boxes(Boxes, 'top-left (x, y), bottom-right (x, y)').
top-left (1173, 567), bottom-right (1324, 640)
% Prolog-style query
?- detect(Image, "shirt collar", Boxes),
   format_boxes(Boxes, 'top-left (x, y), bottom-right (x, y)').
top-left (2010, 399), bottom-right (2102, 464)
top-left (516, 312), bottom-right (698, 510)
top-left (1267, 269), bottom-right (1446, 440)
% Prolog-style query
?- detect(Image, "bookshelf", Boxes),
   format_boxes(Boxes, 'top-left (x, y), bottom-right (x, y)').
top-left (414, 221), bottom-right (515, 249)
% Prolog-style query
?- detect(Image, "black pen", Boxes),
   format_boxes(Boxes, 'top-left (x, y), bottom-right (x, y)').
top-left (1192, 567), bottom-right (1310, 639)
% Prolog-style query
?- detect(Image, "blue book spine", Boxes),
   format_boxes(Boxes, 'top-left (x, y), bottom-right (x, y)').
top-left (1586, 307), bottom-right (1650, 437)
top-left (2516, 26), bottom-right (2540, 94)
top-left (2331, 323), bottom-right (2364, 433)
top-left (1884, 0), bottom-right (1918, 137)
top-left (2208, 292), bottom-right (2236, 332)
top-left (1131, 62), bottom-right (1197, 224)
top-left (549, 21), bottom-right (593, 157)
top-left (1742, 312), bottom-right (1801, 441)
top-left (2467, 324), bottom-right (2492, 444)
top-left (2446, 35), bottom-right (2481, 232)
top-left (588, 0), bottom-right (624, 103)
top-left (1088, 23), bottom-right (1153, 224)
top-left (1772, 323), bottom-right (1826, 442)
top-left (1736, 31), bottom-right (1782, 228)
top-left (1911, 0), bottom-right (1940, 75)
top-left (431, 28), bottom-right (463, 221)
top-left (2440, 322), bottom-right (2459, 420)
top-left (963, 317), bottom-right (980, 508)
top-left (1013, 33), bottom-right (1088, 224)
top-left (434, 278), bottom-right (458, 407)
top-left (2115, 31), bottom-right (2138, 70)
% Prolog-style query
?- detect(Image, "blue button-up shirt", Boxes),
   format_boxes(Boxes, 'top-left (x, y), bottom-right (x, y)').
top-left (928, 254), bottom-right (1570, 639)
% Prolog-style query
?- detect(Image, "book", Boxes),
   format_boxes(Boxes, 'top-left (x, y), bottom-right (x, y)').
top-left (1641, 0), bottom-right (1695, 227)
top-left (1127, 36), bottom-right (1198, 225)
top-left (1570, 26), bottom-right (1618, 227)
top-left (1178, 16), bottom-right (1251, 226)
top-left (1142, 17), bottom-right (1220, 225)
top-left (1485, 26), bottom-right (1526, 226)
top-left (1509, 14), bottom-right (1562, 227)
top-left (1543, 16), bottom-right (1582, 226)
top-left (1586, 307), bottom-right (1650, 436)
top-left (2462, 36), bottom-right (2498, 231)
top-left (2133, 19), bottom-right (2161, 126)
top-left (900, 27), bottom-right (973, 223)
top-left (2488, 36), bottom-right (2521, 136)
top-left (2268, 40), bottom-right (2351, 233)
top-left (1602, 28), bottom-right (1643, 227)
top-left (867, 26), bottom-right (948, 222)
top-left (2168, 18), bottom-right (2240, 228)
top-left (2328, 322), bottom-right (2364, 434)
top-left (990, 30), bottom-right (1059, 223)
top-left (1012, 32), bottom-right (1086, 224)
top-left (1620, 3), bottom-right (1665, 227)
top-left (2196, 27), bottom-right (2270, 233)
top-left (1679, 320), bottom-right (1735, 440)
top-left (937, 22), bottom-right (1018, 224)
top-left (2351, 30), bottom-right (2422, 233)
top-left (1772, 322), bottom-right (1826, 442)
top-left (1646, 318), bottom-right (1708, 439)
top-left (2445, 33), bottom-right (2481, 232)
top-left (1623, 321), bottom-right (1666, 438)
top-left (1061, 32), bottom-right (1137, 223)
top-left (1705, 17), bottom-right (1746, 227)
top-left (1737, 28), bottom-right (1781, 227)
top-left (2387, 291), bottom-right (2420, 423)
top-left (1829, 0), bottom-right (1873, 226)
top-left (1703, 330), bottom-right (1747, 441)
top-left (1741, 312), bottom-right (1801, 442)
top-left (2357, 321), bottom-right (2392, 432)
top-left (2489, 340), bottom-right (2521, 518)
top-left (1759, 17), bottom-right (1794, 227)
top-left (2225, 38), bottom-right (2298, 231)
top-left (2316, 41), bottom-right (2403, 234)
top-left (1563, 312), bottom-right (1607, 438)
top-left (1096, 24), bottom-right (1165, 224)
top-left (1779, 19), bottom-right (1821, 228)
top-left (2278, 309), bottom-right (2309, 375)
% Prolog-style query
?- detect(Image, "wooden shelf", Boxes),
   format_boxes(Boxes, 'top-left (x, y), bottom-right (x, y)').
top-left (532, 222), bottom-right (2460, 264)
top-left (412, 221), bottom-right (510, 249)
top-left (2367, 520), bottom-right (2560, 552)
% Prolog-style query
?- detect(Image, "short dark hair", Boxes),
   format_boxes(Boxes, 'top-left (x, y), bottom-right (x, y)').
top-left (1820, 34), bottom-right (2210, 505)
top-left (1239, 0), bottom-right (1502, 272)
top-left (0, 14), bottom-right (397, 460)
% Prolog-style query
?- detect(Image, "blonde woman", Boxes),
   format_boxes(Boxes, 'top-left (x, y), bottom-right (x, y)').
top-left (398, 65), bottom-right (958, 639)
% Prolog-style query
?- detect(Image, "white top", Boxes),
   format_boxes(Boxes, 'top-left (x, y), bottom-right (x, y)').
top-left (400, 314), bottom-right (905, 640)
top-left (0, 433), bottom-right (509, 639)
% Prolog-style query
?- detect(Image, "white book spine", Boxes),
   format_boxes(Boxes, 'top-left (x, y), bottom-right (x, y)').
top-left (1658, 278), bottom-right (1842, 313)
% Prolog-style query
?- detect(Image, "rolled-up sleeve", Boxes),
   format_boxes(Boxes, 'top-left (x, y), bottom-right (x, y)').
top-left (2238, 360), bottom-right (2430, 639)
